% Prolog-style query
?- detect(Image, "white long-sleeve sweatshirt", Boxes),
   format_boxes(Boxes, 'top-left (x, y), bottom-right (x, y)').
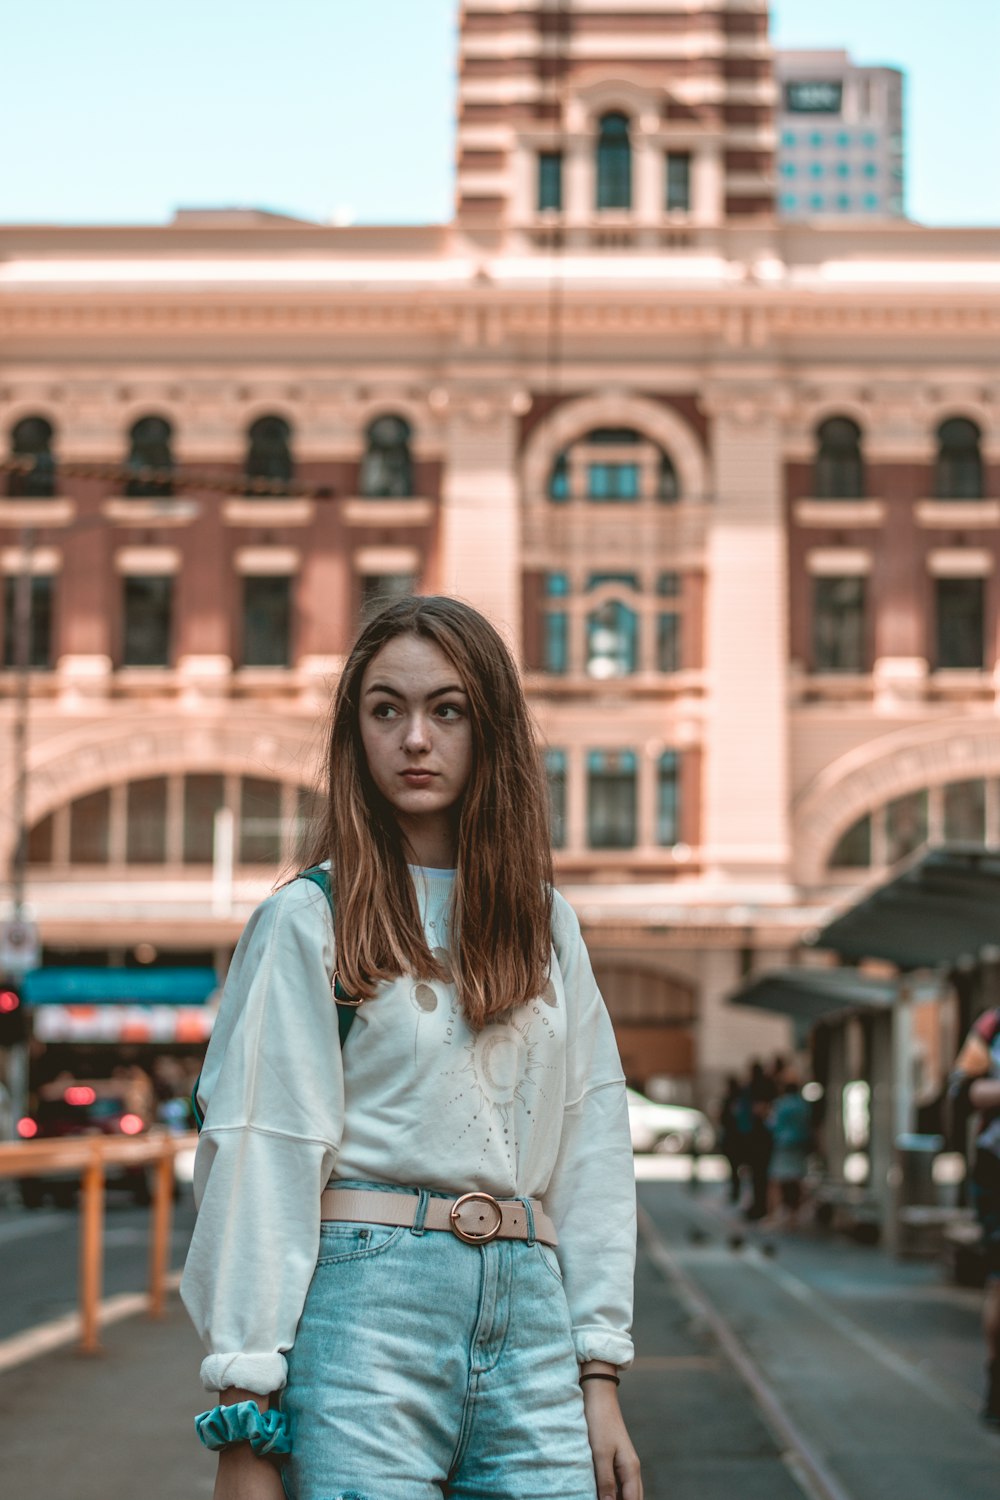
top-left (180, 866), bottom-right (636, 1396)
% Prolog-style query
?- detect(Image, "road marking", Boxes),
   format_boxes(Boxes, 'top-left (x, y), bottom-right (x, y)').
top-left (671, 1188), bottom-right (984, 1420)
top-left (638, 1203), bottom-right (855, 1500)
top-left (0, 1270), bottom-right (182, 1374)
top-left (740, 1242), bottom-right (981, 1419)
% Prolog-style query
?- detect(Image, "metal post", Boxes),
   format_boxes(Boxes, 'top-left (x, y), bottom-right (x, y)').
top-left (148, 1146), bottom-right (175, 1319)
top-left (2, 526), bottom-right (36, 1139)
top-left (79, 1146), bottom-right (106, 1354)
top-left (9, 524), bottom-right (34, 924)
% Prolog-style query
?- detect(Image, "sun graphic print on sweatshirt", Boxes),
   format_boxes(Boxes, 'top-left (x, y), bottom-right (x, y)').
top-left (443, 1003), bottom-right (562, 1177)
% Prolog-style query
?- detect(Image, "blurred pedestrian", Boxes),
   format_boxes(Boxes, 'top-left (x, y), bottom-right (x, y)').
top-left (949, 1005), bottom-right (1000, 1430)
top-left (181, 597), bottom-right (642, 1500)
top-left (766, 1078), bottom-right (813, 1228)
top-left (717, 1075), bottom-right (745, 1204)
top-left (744, 1059), bottom-right (777, 1221)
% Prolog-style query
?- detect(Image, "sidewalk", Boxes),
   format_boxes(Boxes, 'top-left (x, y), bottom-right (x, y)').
top-left (0, 1181), bottom-right (996, 1499)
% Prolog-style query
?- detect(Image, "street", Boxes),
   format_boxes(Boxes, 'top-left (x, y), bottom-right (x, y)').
top-left (0, 1169), bottom-right (996, 1498)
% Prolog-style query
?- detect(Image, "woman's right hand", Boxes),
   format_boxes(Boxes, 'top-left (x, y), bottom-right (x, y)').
top-left (213, 1445), bottom-right (286, 1500)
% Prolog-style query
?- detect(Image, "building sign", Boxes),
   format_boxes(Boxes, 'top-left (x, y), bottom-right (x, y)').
top-left (22, 966), bottom-right (218, 1007)
top-left (785, 80), bottom-right (843, 114)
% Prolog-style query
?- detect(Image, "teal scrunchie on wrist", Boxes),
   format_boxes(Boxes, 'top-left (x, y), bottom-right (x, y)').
top-left (194, 1401), bottom-right (292, 1457)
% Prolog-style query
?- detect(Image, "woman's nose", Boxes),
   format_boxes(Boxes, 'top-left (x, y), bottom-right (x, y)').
top-left (403, 715), bottom-right (431, 752)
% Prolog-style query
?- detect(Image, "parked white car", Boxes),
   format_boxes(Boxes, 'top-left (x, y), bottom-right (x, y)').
top-left (626, 1088), bottom-right (715, 1155)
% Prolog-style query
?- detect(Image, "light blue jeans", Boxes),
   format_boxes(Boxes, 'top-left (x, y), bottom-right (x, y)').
top-left (279, 1181), bottom-right (598, 1500)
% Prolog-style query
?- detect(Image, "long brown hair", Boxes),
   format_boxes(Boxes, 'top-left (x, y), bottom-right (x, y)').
top-left (301, 596), bottom-right (554, 1029)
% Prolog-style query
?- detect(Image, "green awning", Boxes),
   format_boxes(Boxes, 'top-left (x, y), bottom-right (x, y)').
top-left (813, 844), bottom-right (1000, 970)
top-left (22, 967), bottom-right (218, 1006)
top-left (728, 967), bottom-right (897, 1024)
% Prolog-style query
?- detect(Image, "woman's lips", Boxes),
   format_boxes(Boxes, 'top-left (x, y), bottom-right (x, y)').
top-left (400, 770), bottom-right (437, 785)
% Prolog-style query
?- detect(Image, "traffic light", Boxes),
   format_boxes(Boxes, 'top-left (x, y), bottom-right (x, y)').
top-left (0, 982), bottom-right (27, 1046)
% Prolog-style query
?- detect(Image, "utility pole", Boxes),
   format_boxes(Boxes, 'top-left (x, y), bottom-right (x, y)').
top-left (2, 523), bottom-right (37, 1140)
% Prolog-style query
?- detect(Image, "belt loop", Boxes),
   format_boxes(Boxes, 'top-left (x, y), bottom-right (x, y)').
top-left (410, 1188), bottom-right (430, 1236)
top-left (520, 1197), bottom-right (537, 1246)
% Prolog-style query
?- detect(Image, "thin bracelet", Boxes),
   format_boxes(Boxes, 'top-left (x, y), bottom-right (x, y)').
top-left (579, 1372), bottom-right (621, 1386)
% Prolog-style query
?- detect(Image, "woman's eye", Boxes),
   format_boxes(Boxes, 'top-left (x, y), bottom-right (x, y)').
top-left (436, 703), bottom-right (463, 721)
top-left (372, 702), bottom-right (398, 720)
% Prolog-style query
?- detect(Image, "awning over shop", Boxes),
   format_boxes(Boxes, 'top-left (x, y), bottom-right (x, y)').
top-left (727, 967), bottom-right (896, 1025)
top-left (22, 967), bottom-right (218, 1007)
top-left (813, 845), bottom-right (1000, 970)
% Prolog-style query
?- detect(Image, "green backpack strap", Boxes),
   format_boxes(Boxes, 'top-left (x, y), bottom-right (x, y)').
top-left (191, 866), bottom-right (358, 1133)
top-left (297, 865), bottom-right (360, 1050)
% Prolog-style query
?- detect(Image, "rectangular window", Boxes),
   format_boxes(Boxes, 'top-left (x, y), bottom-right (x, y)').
top-left (813, 576), bottom-right (867, 672)
top-left (545, 750), bottom-right (567, 850)
top-left (665, 152), bottom-right (691, 212)
top-left (935, 577), bottom-right (984, 669)
top-left (183, 774), bottom-right (226, 864)
top-left (657, 571), bottom-right (682, 672)
top-left (70, 788), bottom-right (110, 864)
top-left (361, 573), bottom-right (416, 624)
top-left (657, 752), bottom-right (680, 846)
top-left (3, 575), bottom-right (53, 669)
top-left (242, 576), bottom-right (292, 667)
top-left (885, 789), bottom-right (928, 866)
top-left (587, 463), bottom-right (640, 501)
top-left (239, 776), bottom-right (283, 865)
top-left (537, 151), bottom-right (563, 211)
top-left (294, 785), bottom-right (325, 862)
top-left (126, 777), bottom-right (168, 864)
top-left (122, 575), bottom-right (172, 667)
top-left (586, 750), bottom-right (637, 850)
top-left (586, 573), bottom-right (638, 677)
top-left (544, 572), bottom-right (570, 674)
top-left (943, 779), bottom-right (986, 843)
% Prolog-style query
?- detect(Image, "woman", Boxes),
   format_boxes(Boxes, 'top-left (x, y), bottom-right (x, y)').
top-left (181, 596), bottom-right (642, 1500)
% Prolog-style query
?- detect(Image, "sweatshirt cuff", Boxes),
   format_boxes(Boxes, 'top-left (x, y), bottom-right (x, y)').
top-left (572, 1327), bottom-right (634, 1370)
top-left (199, 1351), bottom-right (288, 1395)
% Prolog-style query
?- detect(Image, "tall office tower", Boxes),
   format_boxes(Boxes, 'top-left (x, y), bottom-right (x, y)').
top-left (775, 50), bottom-right (905, 219)
top-left (456, 0), bottom-right (776, 244)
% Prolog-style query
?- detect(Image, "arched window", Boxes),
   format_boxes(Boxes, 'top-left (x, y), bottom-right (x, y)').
top-left (8, 416), bottom-right (56, 498)
top-left (659, 453), bottom-right (680, 503)
top-left (359, 415), bottom-right (413, 498)
top-left (935, 417), bottom-right (983, 500)
top-left (815, 417), bottom-right (864, 499)
top-left (246, 416), bottom-right (293, 493)
top-left (545, 427), bottom-right (681, 504)
top-left (596, 112), bottom-right (632, 211)
top-left (125, 416), bottom-right (174, 498)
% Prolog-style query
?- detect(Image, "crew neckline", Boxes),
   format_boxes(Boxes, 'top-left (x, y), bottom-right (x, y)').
top-left (408, 864), bottom-right (457, 878)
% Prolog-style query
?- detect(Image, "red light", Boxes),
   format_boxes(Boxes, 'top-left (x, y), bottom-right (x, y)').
top-left (0, 991), bottom-right (19, 1014)
top-left (16, 1117), bottom-right (38, 1139)
top-left (120, 1113), bottom-right (144, 1136)
top-left (64, 1085), bottom-right (97, 1106)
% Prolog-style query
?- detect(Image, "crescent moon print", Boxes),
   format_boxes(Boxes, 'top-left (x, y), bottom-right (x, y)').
top-left (443, 1018), bottom-right (559, 1174)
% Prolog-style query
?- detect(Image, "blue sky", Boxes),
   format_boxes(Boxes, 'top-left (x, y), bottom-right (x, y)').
top-left (1, 0), bottom-right (996, 227)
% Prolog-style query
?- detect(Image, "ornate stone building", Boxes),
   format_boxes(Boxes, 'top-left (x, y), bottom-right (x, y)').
top-left (1, 0), bottom-right (998, 1096)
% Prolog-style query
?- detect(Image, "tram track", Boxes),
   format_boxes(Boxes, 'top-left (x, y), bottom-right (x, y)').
top-left (637, 1202), bottom-right (854, 1500)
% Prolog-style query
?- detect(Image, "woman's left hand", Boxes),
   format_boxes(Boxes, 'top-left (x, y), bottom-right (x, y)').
top-left (582, 1380), bottom-right (642, 1500)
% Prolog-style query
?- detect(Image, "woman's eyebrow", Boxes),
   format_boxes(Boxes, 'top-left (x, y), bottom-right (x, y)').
top-left (364, 682), bottom-right (467, 700)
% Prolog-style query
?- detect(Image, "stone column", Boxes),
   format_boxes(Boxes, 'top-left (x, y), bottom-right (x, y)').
top-left (565, 137), bottom-right (592, 224)
top-left (438, 394), bottom-right (521, 654)
top-left (702, 393), bottom-right (791, 884)
top-left (692, 142), bottom-right (724, 227)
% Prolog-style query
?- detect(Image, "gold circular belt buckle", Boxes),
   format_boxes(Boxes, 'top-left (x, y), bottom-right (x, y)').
top-left (449, 1191), bottom-right (503, 1245)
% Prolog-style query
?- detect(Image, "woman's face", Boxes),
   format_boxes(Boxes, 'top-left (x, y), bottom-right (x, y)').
top-left (359, 634), bottom-right (473, 857)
